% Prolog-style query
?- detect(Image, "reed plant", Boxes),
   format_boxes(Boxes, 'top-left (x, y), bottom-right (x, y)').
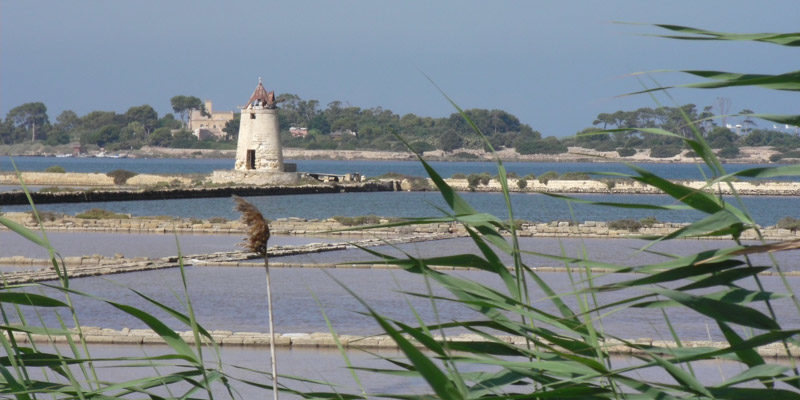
top-left (0, 23), bottom-right (800, 399)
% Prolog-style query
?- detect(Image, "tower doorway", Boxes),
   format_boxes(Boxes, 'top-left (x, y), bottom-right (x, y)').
top-left (246, 149), bottom-right (255, 170)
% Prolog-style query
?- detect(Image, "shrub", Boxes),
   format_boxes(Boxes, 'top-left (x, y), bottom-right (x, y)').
top-left (466, 173), bottom-right (482, 188)
top-left (450, 173), bottom-right (466, 179)
top-left (44, 165), bottom-right (66, 173)
top-left (28, 210), bottom-right (63, 222)
top-left (777, 216), bottom-right (800, 232)
top-left (523, 173), bottom-right (535, 180)
top-left (649, 145), bottom-right (682, 158)
top-left (639, 216), bottom-right (660, 228)
top-left (333, 215), bottom-right (382, 226)
top-left (451, 151), bottom-right (479, 159)
top-left (560, 171), bottom-right (590, 180)
top-left (208, 217), bottom-right (228, 224)
top-left (75, 208), bottom-right (130, 219)
top-left (608, 218), bottom-right (643, 232)
top-left (478, 172), bottom-right (492, 186)
top-left (538, 171), bottom-right (559, 184)
top-left (770, 153), bottom-right (784, 162)
top-left (718, 145), bottom-right (740, 159)
top-left (516, 178), bottom-right (527, 189)
top-left (107, 169), bottom-right (138, 185)
top-left (616, 147), bottom-right (636, 157)
top-left (603, 179), bottom-right (616, 190)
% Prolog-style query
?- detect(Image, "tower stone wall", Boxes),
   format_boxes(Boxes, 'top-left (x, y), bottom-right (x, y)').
top-left (235, 108), bottom-right (284, 171)
top-left (211, 79), bottom-right (299, 185)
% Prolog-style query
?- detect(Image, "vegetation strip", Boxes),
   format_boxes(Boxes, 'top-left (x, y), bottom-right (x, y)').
top-left (8, 327), bottom-right (799, 359)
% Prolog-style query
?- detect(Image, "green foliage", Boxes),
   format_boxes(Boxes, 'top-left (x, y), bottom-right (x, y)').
top-left (516, 177), bottom-right (527, 189)
top-left (451, 151), bottom-right (479, 159)
top-left (649, 144), bottom-right (683, 158)
top-left (332, 215), bottom-right (383, 226)
top-left (450, 173), bottom-right (466, 179)
top-left (538, 170), bottom-right (559, 184)
top-left (776, 216), bottom-right (800, 232)
top-left (617, 147), bottom-right (636, 157)
top-left (438, 130), bottom-right (463, 151)
top-left (75, 208), bottom-right (130, 219)
top-left (639, 215), bottom-right (660, 227)
top-left (466, 173), bottom-right (481, 188)
top-left (27, 210), bottom-right (63, 222)
top-left (608, 218), bottom-right (643, 231)
top-left (44, 165), bottom-right (65, 173)
top-left (170, 95), bottom-right (205, 127)
top-left (560, 171), bottom-right (590, 180)
top-left (718, 145), bottom-right (741, 158)
top-left (107, 169), bottom-right (138, 185)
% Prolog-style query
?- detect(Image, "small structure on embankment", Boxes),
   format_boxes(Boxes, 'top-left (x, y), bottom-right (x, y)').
top-left (211, 78), bottom-right (300, 185)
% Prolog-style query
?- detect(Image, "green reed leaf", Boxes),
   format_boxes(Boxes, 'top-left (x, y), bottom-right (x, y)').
top-left (651, 24), bottom-right (800, 46)
top-left (655, 289), bottom-right (780, 330)
top-left (0, 293), bottom-right (67, 308)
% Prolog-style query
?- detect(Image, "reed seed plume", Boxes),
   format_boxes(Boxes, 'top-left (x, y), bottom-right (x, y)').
top-left (234, 195), bottom-right (270, 255)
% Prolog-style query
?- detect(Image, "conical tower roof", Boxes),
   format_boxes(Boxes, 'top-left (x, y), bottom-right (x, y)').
top-left (245, 78), bottom-right (276, 108)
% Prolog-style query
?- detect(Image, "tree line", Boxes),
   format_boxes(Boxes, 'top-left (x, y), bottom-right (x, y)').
top-left (3, 95), bottom-right (798, 158)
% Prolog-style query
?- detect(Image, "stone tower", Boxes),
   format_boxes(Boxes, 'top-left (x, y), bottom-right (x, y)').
top-left (235, 78), bottom-right (284, 172)
top-left (212, 79), bottom-right (298, 185)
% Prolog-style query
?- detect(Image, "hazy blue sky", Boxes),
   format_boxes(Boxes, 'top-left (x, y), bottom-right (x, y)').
top-left (2, 1), bottom-right (798, 136)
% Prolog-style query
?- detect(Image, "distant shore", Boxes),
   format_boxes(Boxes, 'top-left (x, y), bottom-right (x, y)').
top-left (1, 144), bottom-right (788, 164)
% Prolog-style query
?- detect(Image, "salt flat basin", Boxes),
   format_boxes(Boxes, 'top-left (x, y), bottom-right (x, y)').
top-left (0, 231), bottom-right (341, 259)
top-left (34, 341), bottom-right (790, 398)
top-left (273, 236), bottom-right (800, 272)
top-left (11, 266), bottom-right (800, 342)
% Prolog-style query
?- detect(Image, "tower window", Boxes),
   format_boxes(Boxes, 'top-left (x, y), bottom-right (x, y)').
top-left (250, 113), bottom-right (255, 119)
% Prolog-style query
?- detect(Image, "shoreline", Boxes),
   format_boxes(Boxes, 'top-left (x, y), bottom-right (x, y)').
top-left (3, 145), bottom-right (789, 164)
top-left (2, 171), bottom-right (800, 197)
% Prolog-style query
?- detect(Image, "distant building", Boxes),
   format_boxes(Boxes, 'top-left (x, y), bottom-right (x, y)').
top-left (189, 100), bottom-right (234, 140)
top-left (330, 129), bottom-right (357, 140)
top-left (290, 126), bottom-right (309, 138)
top-left (234, 79), bottom-right (285, 172)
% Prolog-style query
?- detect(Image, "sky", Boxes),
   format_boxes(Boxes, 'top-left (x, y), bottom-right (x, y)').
top-left (1, 1), bottom-right (798, 137)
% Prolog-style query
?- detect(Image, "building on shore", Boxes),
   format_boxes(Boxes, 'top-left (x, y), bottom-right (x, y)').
top-left (211, 79), bottom-right (299, 185)
top-left (188, 100), bottom-right (234, 140)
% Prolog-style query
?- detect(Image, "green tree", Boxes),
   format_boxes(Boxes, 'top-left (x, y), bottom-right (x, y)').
top-left (438, 130), bottom-right (463, 152)
top-left (740, 108), bottom-right (757, 134)
top-left (223, 113), bottom-right (240, 141)
top-left (170, 95), bottom-right (206, 128)
top-left (6, 102), bottom-right (49, 141)
top-left (124, 105), bottom-right (159, 134)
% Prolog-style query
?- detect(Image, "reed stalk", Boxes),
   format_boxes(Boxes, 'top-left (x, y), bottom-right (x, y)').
top-left (234, 195), bottom-right (279, 400)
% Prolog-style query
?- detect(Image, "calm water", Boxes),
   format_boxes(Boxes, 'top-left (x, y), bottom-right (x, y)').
top-left (3, 191), bottom-right (799, 226)
top-left (7, 233), bottom-right (799, 341)
top-left (16, 265), bottom-right (799, 343)
top-left (39, 343), bottom-right (768, 397)
top-left (2, 155), bottom-right (794, 180)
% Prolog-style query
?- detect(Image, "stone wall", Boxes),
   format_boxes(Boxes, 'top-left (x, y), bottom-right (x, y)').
top-left (7, 327), bottom-right (798, 358)
top-left (2, 212), bottom-right (799, 241)
top-left (442, 178), bottom-right (800, 196)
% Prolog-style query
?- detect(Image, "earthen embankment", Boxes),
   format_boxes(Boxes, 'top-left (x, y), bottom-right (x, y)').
top-left (0, 181), bottom-right (396, 205)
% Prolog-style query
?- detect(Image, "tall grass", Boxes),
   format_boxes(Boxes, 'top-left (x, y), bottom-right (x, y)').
top-left (1, 24), bottom-right (800, 399)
